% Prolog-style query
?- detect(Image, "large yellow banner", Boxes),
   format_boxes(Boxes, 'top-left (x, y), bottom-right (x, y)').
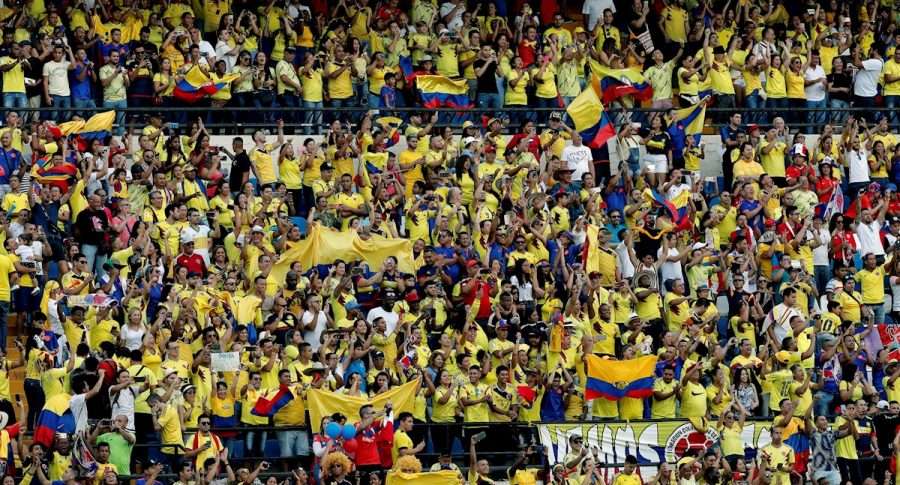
top-left (306, 378), bottom-right (421, 432)
top-left (386, 470), bottom-right (461, 485)
top-left (272, 223), bottom-right (415, 281)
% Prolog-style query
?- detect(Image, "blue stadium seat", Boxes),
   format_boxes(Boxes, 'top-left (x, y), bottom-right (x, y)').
top-left (291, 217), bottom-right (308, 236)
top-left (264, 438), bottom-right (281, 457)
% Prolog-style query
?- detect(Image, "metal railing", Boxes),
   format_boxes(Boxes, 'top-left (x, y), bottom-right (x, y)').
top-left (1, 105), bottom-right (887, 132)
top-left (22, 417), bottom-right (781, 481)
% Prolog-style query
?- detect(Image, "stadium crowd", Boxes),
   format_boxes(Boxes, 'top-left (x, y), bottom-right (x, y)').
top-left (7, 0), bottom-right (900, 484)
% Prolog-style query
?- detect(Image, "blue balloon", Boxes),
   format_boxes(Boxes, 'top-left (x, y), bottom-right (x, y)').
top-left (325, 421), bottom-right (342, 439)
top-left (342, 423), bottom-right (357, 440)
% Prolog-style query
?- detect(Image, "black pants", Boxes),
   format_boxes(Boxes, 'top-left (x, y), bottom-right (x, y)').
top-left (133, 413), bottom-right (155, 471)
top-left (430, 421), bottom-right (460, 453)
top-left (24, 378), bottom-right (44, 431)
top-left (837, 457), bottom-right (862, 484)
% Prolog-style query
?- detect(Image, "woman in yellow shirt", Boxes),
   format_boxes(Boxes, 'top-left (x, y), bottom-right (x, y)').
top-left (765, 54), bottom-right (788, 121)
top-left (718, 405), bottom-right (749, 468)
top-left (677, 54), bottom-right (705, 107)
top-left (742, 53), bottom-right (766, 123)
top-left (505, 56), bottom-right (531, 124)
top-left (532, 54), bottom-right (558, 122)
top-left (153, 58), bottom-right (175, 108)
top-left (869, 140), bottom-right (891, 185)
top-left (278, 143), bottom-right (303, 215)
top-left (366, 53), bottom-right (388, 108)
top-left (786, 56), bottom-right (808, 124)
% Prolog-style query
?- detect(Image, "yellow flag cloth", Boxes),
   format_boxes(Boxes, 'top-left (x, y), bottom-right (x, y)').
top-left (386, 470), bottom-right (461, 485)
top-left (307, 378), bottom-right (421, 432)
top-left (271, 223), bottom-right (415, 282)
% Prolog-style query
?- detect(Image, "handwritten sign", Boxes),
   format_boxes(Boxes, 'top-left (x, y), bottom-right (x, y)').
top-left (211, 352), bottom-right (240, 372)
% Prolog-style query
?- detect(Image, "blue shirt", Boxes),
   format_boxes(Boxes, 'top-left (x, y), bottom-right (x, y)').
top-left (70, 64), bottom-right (94, 100)
top-left (0, 148), bottom-right (20, 184)
top-left (433, 246), bottom-right (460, 281)
top-left (379, 85), bottom-right (399, 108)
top-left (99, 43), bottom-right (129, 64)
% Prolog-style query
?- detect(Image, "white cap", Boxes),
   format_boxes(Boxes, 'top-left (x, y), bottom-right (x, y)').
top-left (180, 232), bottom-right (195, 244)
top-left (462, 136), bottom-right (477, 146)
top-left (691, 242), bottom-right (706, 250)
top-left (878, 400), bottom-right (890, 410)
top-left (251, 225), bottom-right (265, 233)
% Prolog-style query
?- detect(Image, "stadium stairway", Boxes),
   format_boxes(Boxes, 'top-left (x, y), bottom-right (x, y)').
top-left (7, 335), bottom-right (24, 403)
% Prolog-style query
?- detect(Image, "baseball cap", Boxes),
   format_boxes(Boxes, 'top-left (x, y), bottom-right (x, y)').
top-left (791, 143), bottom-right (808, 158)
top-left (775, 350), bottom-right (791, 364)
top-left (252, 225), bottom-right (265, 233)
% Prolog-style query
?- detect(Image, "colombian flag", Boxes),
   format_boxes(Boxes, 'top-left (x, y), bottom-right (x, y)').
top-left (78, 111), bottom-right (116, 140)
top-left (174, 66), bottom-right (240, 103)
top-left (585, 355), bottom-right (657, 401)
top-left (251, 385), bottom-right (294, 417)
top-left (781, 416), bottom-right (810, 473)
top-left (644, 188), bottom-right (692, 230)
top-left (399, 56), bottom-right (415, 83)
top-left (566, 76), bottom-right (615, 149)
top-left (376, 117), bottom-right (403, 148)
top-left (33, 157), bottom-right (79, 192)
top-left (668, 100), bottom-right (707, 156)
top-left (417, 75), bottom-right (471, 109)
top-left (34, 393), bottom-right (75, 448)
top-left (590, 60), bottom-right (653, 104)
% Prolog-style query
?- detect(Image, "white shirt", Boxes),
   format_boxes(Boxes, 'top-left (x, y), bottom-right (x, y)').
top-left (891, 276), bottom-right (900, 312)
top-left (181, 225), bottom-right (212, 264)
top-left (561, 144), bottom-right (592, 180)
top-left (812, 227), bottom-right (831, 266)
top-left (42, 60), bottom-right (71, 96)
top-left (763, 303), bottom-right (802, 343)
top-left (804, 65), bottom-right (826, 101)
top-left (198, 41), bottom-right (217, 62)
top-left (110, 384), bottom-right (136, 432)
top-left (215, 40), bottom-right (238, 71)
top-left (582, 0), bottom-right (615, 30)
top-left (71, 393), bottom-right (89, 434)
top-left (657, 247), bottom-right (684, 292)
top-left (367, 306), bottom-right (400, 336)
top-left (301, 310), bottom-right (328, 351)
top-left (847, 148), bottom-right (870, 184)
top-left (854, 58), bottom-right (884, 97)
top-left (439, 2), bottom-right (465, 32)
top-left (615, 241), bottom-right (635, 279)
top-left (120, 324), bottom-right (145, 351)
top-left (509, 275), bottom-right (534, 303)
top-left (856, 220), bottom-right (886, 256)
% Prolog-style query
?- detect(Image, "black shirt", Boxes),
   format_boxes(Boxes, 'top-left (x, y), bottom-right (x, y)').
top-left (74, 207), bottom-right (110, 249)
top-left (229, 150), bottom-right (252, 192)
top-left (473, 58), bottom-right (498, 94)
top-left (827, 71), bottom-right (852, 102)
top-left (872, 412), bottom-right (900, 454)
top-left (24, 56), bottom-right (43, 98)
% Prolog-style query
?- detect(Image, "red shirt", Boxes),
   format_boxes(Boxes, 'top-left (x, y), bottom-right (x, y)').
top-left (785, 163), bottom-right (814, 182)
top-left (518, 39), bottom-right (537, 67)
top-left (831, 230), bottom-right (858, 264)
top-left (844, 193), bottom-right (873, 220)
top-left (815, 177), bottom-right (838, 204)
top-left (464, 280), bottom-right (494, 319)
top-left (355, 421), bottom-right (385, 466)
top-left (175, 253), bottom-right (206, 276)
